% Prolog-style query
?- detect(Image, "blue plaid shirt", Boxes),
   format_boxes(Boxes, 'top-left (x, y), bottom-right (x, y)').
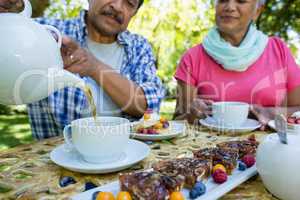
top-left (28, 11), bottom-right (165, 140)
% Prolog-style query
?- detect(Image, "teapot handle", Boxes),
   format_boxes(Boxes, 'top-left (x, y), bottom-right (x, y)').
top-left (19, 0), bottom-right (32, 18)
top-left (43, 25), bottom-right (63, 48)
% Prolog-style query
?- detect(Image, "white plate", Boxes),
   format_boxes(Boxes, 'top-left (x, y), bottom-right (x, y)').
top-left (268, 120), bottom-right (300, 134)
top-left (131, 121), bottom-right (186, 141)
top-left (50, 139), bottom-right (150, 174)
top-left (200, 117), bottom-right (261, 133)
top-left (72, 166), bottom-right (257, 200)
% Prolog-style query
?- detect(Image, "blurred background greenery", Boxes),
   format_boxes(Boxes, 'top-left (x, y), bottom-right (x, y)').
top-left (0, 0), bottom-right (299, 150)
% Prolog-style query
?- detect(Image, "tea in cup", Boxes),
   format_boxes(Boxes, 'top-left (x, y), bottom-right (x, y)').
top-left (63, 117), bottom-right (130, 164)
top-left (212, 102), bottom-right (249, 127)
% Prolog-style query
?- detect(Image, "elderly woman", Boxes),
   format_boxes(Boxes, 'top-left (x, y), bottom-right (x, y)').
top-left (174, 0), bottom-right (300, 129)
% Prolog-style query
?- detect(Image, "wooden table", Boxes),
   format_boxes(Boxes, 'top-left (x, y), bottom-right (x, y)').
top-left (0, 123), bottom-right (278, 200)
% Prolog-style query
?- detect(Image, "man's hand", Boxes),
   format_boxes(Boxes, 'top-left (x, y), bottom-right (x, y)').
top-left (61, 36), bottom-right (101, 78)
top-left (0, 0), bottom-right (24, 13)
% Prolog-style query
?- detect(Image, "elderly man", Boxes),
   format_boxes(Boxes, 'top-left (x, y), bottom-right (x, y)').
top-left (0, 0), bottom-right (165, 139)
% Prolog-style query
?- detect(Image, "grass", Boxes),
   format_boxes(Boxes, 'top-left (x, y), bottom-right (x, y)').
top-left (0, 99), bottom-right (176, 151)
top-left (0, 115), bottom-right (33, 150)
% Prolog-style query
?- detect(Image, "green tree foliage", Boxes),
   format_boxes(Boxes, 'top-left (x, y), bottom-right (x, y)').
top-left (257, 0), bottom-right (300, 40)
top-left (129, 0), bottom-right (214, 95)
top-left (257, 0), bottom-right (300, 57)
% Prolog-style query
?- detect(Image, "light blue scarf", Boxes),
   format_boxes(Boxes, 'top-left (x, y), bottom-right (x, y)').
top-left (203, 24), bottom-right (269, 72)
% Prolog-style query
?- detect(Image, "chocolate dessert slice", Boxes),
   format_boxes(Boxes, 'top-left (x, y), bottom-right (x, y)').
top-left (119, 171), bottom-right (181, 200)
top-left (152, 157), bottom-right (212, 188)
top-left (193, 147), bottom-right (239, 174)
top-left (217, 138), bottom-right (259, 158)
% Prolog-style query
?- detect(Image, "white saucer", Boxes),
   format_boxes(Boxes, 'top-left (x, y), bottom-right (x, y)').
top-left (268, 120), bottom-right (300, 134)
top-left (199, 117), bottom-right (261, 133)
top-left (130, 121), bottom-right (185, 141)
top-left (50, 139), bottom-right (150, 174)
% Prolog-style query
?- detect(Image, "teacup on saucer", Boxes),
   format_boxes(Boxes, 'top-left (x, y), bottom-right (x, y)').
top-left (212, 102), bottom-right (249, 127)
top-left (63, 117), bottom-right (130, 164)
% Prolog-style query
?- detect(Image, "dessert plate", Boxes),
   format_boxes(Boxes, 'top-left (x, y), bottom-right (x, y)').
top-left (268, 120), bottom-right (300, 134)
top-left (50, 139), bottom-right (150, 174)
top-left (72, 165), bottom-right (257, 200)
top-left (200, 117), bottom-right (261, 133)
top-left (130, 121), bottom-right (186, 141)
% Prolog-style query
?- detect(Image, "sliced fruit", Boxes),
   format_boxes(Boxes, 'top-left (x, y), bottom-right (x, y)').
top-left (170, 191), bottom-right (185, 200)
top-left (96, 192), bottom-right (115, 200)
top-left (116, 191), bottom-right (132, 200)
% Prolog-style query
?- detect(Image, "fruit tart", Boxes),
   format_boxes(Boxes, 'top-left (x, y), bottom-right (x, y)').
top-left (132, 109), bottom-right (170, 135)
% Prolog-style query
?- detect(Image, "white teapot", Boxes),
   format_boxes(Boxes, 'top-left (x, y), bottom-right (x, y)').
top-left (256, 134), bottom-right (300, 200)
top-left (0, 0), bottom-right (84, 105)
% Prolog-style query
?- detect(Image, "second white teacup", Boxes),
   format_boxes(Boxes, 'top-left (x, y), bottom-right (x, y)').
top-left (63, 117), bottom-right (130, 164)
top-left (212, 102), bottom-right (249, 127)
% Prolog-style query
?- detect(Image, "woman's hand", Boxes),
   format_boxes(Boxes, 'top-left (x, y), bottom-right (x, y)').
top-left (187, 99), bottom-right (214, 124)
top-left (0, 0), bottom-right (24, 13)
top-left (250, 105), bottom-right (276, 131)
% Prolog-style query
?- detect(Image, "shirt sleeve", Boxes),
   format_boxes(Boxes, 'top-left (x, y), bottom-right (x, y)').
top-left (27, 87), bottom-right (89, 140)
top-left (131, 37), bottom-right (165, 112)
top-left (174, 49), bottom-right (197, 87)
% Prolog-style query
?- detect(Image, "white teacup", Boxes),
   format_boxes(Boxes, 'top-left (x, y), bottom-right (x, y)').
top-left (63, 117), bottom-right (130, 164)
top-left (212, 102), bottom-right (249, 127)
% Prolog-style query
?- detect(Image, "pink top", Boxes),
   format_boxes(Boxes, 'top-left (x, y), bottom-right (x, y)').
top-left (175, 37), bottom-right (300, 106)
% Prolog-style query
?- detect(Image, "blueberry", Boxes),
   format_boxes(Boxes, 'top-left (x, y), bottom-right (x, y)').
top-left (238, 161), bottom-right (247, 171)
top-left (91, 191), bottom-right (101, 200)
top-left (85, 182), bottom-right (97, 191)
top-left (59, 176), bottom-right (76, 187)
top-left (189, 189), bottom-right (199, 199)
top-left (163, 121), bottom-right (169, 128)
top-left (194, 181), bottom-right (206, 195)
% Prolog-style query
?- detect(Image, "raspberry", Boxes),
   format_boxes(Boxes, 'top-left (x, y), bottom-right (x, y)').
top-left (212, 169), bottom-right (227, 184)
top-left (296, 119), bottom-right (300, 124)
top-left (241, 154), bottom-right (256, 168)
